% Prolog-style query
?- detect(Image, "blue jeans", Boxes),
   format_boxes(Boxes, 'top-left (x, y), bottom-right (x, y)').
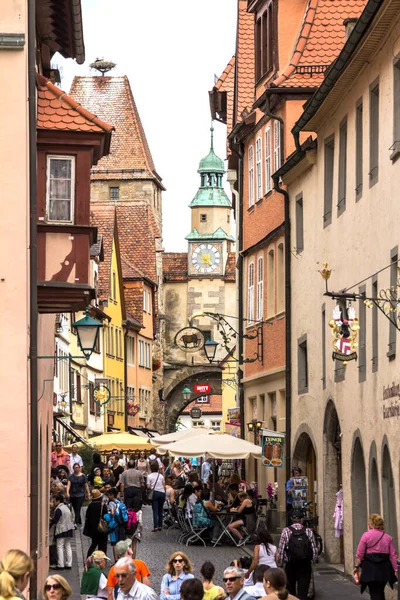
top-left (151, 490), bottom-right (166, 529)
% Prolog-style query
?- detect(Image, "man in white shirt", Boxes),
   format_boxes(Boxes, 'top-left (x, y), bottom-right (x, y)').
top-left (223, 566), bottom-right (256, 600)
top-left (69, 444), bottom-right (84, 474)
top-left (242, 565), bottom-right (269, 598)
top-left (114, 557), bottom-right (157, 600)
top-left (201, 458), bottom-right (211, 485)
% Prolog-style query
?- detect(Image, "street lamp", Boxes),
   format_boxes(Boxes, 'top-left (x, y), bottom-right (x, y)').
top-left (182, 385), bottom-right (192, 401)
top-left (72, 308), bottom-right (103, 359)
top-left (204, 338), bottom-right (218, 363)
top-left (247, 420), bottom-right (263, 433)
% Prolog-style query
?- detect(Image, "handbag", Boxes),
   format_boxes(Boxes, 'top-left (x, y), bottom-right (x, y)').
top-left (147, 473), bottom-right (160, 501)
top-left (97, 505), bottom-right (109, 534)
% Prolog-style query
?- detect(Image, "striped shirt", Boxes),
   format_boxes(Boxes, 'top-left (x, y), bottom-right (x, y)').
top-left (277, 524), bottom-right (318, 566)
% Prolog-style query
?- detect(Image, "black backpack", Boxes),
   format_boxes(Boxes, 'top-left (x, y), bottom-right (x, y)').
top-left (287, 526), bottom-right (311, 561)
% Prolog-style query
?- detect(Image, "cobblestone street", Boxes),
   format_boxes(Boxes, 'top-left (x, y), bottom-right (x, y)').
top-left (50, 505), bottom-right (367, 600)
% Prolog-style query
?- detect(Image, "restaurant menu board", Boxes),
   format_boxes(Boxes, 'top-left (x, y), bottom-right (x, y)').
top-left (261, 432), bottom-right (285, 467)
top-left (291, 476), bottom-right (309, 508)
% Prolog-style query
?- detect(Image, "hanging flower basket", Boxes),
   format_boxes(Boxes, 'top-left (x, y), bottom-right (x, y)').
top-left (152, 359), bottom-right (161, 371)
top-left (127, 400), bottom-right (140, 416)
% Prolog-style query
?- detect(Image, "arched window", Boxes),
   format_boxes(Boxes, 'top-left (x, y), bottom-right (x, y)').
top-left (248, 262), bottom-right (255, 322)
top-left (256, 255), bottom-right (264, 321)
top-left (277, 242), bottom-right (284, 313)
top-left (267, 248), bottom-right (275, 317)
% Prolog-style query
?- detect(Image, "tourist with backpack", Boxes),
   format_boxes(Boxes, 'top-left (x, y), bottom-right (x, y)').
top-left (104, 488), bottom-right (128, 561)
top-left (277, 509), bottom-right (318, 600)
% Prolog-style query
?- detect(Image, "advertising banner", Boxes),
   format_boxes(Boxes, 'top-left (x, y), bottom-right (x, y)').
top-left (261, 430), bottom-right (285, 467)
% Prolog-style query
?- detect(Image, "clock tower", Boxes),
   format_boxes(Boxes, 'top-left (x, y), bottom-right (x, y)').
top-left (187, 126), bottom-right (234, 277)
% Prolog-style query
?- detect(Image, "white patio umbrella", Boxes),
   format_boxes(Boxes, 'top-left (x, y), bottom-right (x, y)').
top-left (157, 432), bottom-right (262, 459)
top-left (151, 427), bottom-right (213, 446)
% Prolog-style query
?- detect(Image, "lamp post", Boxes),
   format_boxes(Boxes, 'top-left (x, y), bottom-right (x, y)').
top-left (182, 385), bottom-right (193, 402)
top-left (247, 419), bottom-right (263, 483)
top-left (72, 308), bottom-right (103, 359)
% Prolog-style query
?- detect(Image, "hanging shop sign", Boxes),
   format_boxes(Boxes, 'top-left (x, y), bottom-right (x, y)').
top-left (329, 302), bottom-right (359, 363)
top-left (174, 327), bottom-right (205, 352)
top-left (261, 430), bottom-right (285, 467)
top-left (382, 382), bottom-right (400, 419)
top-left (93, 381), bottom-right (111, 406)
top-left (194, 384), bottom-right (211, 394)
top-left (190, 407), bottom-right (202, 419)
top-left (290, 476), bottom-right (309, 508)
top-left (226, 407), bottom-right (241, 437)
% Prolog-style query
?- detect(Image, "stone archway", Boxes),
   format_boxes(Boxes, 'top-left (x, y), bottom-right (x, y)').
top-left (164, 368), bottom-right (223, 433)
top-left (351, 434), bottom-right (368, 554)
top-left (381, 441), bottom-right (398, 548)
top-left (323, 399), bottom-right (343, 563)
top-left (292, 428), bottom-right (318, 517)
top-left (369, 442), bottom-right (380, 515)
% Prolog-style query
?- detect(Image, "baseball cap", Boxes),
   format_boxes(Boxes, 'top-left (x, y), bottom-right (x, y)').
top-left (115, 539), bottom-right (132, 558)
top-left (290, 509), bottom-right (304, 520)
top-left (92, 550), bottom-right (110, 561)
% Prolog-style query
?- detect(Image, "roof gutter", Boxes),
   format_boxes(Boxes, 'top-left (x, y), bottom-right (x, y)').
top-left (292, 0), bottom-right (383, 135)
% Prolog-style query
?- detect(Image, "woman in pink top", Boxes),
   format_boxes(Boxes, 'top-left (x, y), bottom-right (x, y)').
top-left (355, 513), bottom-right (398, 600)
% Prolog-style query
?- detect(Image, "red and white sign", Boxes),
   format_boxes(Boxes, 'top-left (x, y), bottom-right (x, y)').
top-left (194, 384), bottom-right (211, 394)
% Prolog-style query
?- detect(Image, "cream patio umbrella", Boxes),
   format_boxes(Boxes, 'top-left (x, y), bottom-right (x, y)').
top-left (157, 432), bottom-right (262, 459)
top-left (80, 432), bottom-right (154, 453)
top-left (151, 427), bottom-right (213, 446)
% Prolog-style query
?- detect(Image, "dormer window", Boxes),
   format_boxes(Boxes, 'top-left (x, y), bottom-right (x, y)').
top-left (255, 1), bottom-right (275, 82)
top-left (46, 155), bottom-right (75, 222)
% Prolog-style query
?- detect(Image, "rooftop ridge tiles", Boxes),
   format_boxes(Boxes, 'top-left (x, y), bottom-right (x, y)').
top-left (214, 55), bottom-right (236, 91)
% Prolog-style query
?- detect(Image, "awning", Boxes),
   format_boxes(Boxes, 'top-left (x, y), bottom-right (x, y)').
top-left (54, 416), bottom-right (89, 445)
top-left (128, 426), bottom-right (159, 438)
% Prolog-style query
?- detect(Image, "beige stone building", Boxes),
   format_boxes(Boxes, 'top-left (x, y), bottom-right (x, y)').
top-left (163, 129), bottom-right (237, 432)
top-left (277, 0), bottom-right (400, 573)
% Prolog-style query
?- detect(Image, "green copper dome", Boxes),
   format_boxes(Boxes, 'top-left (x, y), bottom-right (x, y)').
top-left (198, 126), bottom-right (225, 173)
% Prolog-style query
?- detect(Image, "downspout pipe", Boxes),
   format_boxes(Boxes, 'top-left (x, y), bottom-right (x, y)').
top-left (28, 0), bottom-right (38, 595)
top-left (272, 172), bottom-right (291, 484)
top-left (236, 142), bottom-right (245, 445)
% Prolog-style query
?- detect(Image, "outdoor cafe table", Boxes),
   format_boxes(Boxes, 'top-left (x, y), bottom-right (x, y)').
top-left (211, 510), bottom-right (239, 547)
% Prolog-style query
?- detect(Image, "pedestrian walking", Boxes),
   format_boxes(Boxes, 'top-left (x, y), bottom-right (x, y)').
top-left (0, 549), bottom-right (33, 600)
top-left (246, 529), bottom-right (278, 579)
top-left (51, 493), bottom-right (74, 570)
top-left (120, 460), bottom-right (144, 509)
top-left (136, 451), bottom-right (149, 505)
top-left (83, 489), bottom-right (108, 558)
top-left (51, 442), bottom-right (71, 472)
top-left (69, 444), bottom-right (83, 474)
top-left (104, 488), bottom-right (128, 561)
top-left (223, 566), bottom-right (256, 600)
top-left (106, 538), bottom-right (151, 600)
top-left (201, 458), bottom-right (211, 485)
top-left (80, 551), bottom-right (110, 600)
top-left (146, 461), bottom-right (166, 531)
top-left (66, 462), bottom-right (91, 526)
top-left (160, 552), bottom-right (194, 600)
top-left (43, 575), bottom-right (72, 600)
top-left (114, 557), bottom-right (157, 600)
top-left (263, 567), bottom-right (298, 600)
top-left (180, 579), bottom-right (204, 600)
top-left (277, 509), bottom-right (318, 600)
top-left (200, 562), bottom-right (224, 600)
top-left (354, 513), bottom-right (398, 600)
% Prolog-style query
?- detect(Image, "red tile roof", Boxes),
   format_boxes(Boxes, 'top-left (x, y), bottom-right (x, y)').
top-left (69, 76), bottom-right (163, 186)
top-left (124, 285), bottom-right (144, 327)
top-left (270, 0), bottom-right (367, 89)
top-left (90, 205), bottom-right (116, 300)
top-left (235, 1), bottom-right (255, 122)
top-left (163, 253), bottom-right (188, 282)
top-left (36, 74), bottom-right (114, 133)
top-left (215, 55), bottom-right (236, 92)
top-left (182, 395), bottom-right (222, 414)
top-left (210, 56), bottom-right (236, 151)
top-left (116, 203), bottom-right (157, 284)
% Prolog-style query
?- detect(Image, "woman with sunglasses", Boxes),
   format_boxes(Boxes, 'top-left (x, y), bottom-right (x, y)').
top-left (43, 576), bottom-right (72, 600)
top-left (160, 552), bottom-right (194, 600)
top-left (0, 549), bottom-right (33, 600)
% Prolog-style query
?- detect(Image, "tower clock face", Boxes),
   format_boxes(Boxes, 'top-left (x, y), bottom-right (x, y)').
top-left (191, 243), bottom-right (222, 274)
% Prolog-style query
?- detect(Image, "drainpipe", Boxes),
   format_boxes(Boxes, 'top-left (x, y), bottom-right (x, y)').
top-left (272, 171), bottom-right (291, 483)
top-left (123, 325), bottom-right (129, 432)
top-left (28, 0), bottom-right (38, 595)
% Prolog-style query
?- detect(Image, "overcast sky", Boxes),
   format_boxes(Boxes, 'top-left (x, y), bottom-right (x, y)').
top-left (58, 0), bottom-right (237, 252)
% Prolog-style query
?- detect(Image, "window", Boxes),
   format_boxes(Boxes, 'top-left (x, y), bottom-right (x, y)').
top-left (46, 156), bottom-right (75, 222)
top-left (200, 214), bottom-right (207, 222)
top-left (338, 118), bottom-right (347, 216)
top-left (372, 277), bottom-right (378, 372)
top-left (321, 304), bottom-right (326, 390)
top-left (110, 326), bottom-right (114, 356)
top-left (356, 100), bottom-right (363, 200)
top-left (255, 4), bottom-right (274, 80)
top-left (148, 291), bottom-right (151, 314)
top-left (192, 420), bottom-right (205, 427)
top-left (298, 335), bottom-right (308, 394)
top-left (369, 80), bottom-right (379, 187)
top-left (248, 262), bottom-right (255, 322)
top-left (201, 330), bottom-right (212, 342)
top-left (112, 272), bottom-right (116, 301)
top-left (256, 256), bottom-right (264, 322)
top-left (323, 135), bottom-right (334, 227)
top-left (277, 242), bottom-right (284, 313)
top-left (295, 193), bottom-right (304, 253)
top-left (109, 186), bottom-right (120, 201)
top-left (265, 127), bottom-right (272, 193)
top-left (211, 421), bottom-right (221, 431)
top-left (127, 335), bottom-right (135, 365)
top-left (145, 342), bottom-right (151, 369)
top-left (76, 372), bottom-right (81, 403)
top-left (196, 396), bottom-right (210, 404)
top-left (143, 290), bottom-right (146, 312)
top-left (273, 120), bottom-right (281, 170)
top-left (248, 145), bottom-right (254, 207)
top-left (358, 285), bottom-right (367, 382)
top-left (139, 340), bottom-right (144, 367)
top-left (256, 137), bottom-right (262, 200)
top-left (388, 247), bottom-right (398, 360)
top-left (267, 248), bottom-right (275, 317)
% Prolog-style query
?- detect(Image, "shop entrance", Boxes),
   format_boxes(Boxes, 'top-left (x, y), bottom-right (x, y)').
top-left (292, 431), bottom-right (317, 517)
top-left (351, 436), bottom-right (368, 555)
top-left (323, 400), bottom-right (343, 564)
